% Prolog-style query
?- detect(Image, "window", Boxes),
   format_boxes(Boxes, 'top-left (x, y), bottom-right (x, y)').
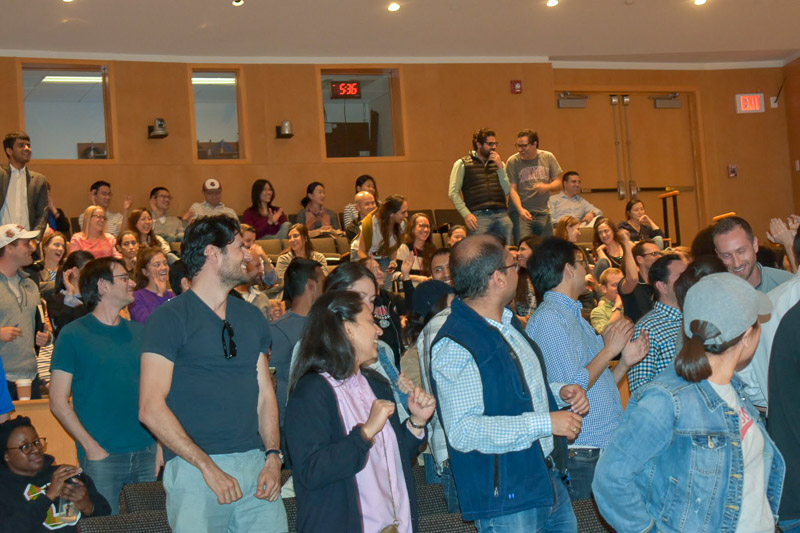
top-left (22, 65), bottom-right (111, 160)
top-left (192, 71), bottom-right (242, 159)
top-left (321, 70), bottom-right (404, 158)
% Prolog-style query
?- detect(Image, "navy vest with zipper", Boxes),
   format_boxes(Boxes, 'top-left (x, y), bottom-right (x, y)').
top-left (431, 298), bottom-right (564, 521)
top-left (461, 154), bottom-right (507, 212)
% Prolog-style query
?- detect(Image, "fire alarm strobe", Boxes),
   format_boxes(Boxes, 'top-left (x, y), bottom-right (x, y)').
top-left (510, 80), bottom-right (522, 94)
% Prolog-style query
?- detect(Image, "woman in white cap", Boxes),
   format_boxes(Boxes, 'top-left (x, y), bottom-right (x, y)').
top-left (593, 272), bottom-right (784, 533)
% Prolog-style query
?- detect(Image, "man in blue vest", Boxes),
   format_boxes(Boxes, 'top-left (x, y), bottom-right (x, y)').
top-left (430, 234), bottom-right (588, 531)
top-left (448, 128), bottom-right (513, 244)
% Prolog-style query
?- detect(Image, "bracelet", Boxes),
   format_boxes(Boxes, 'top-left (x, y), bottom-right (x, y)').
top-left (407, 417), bottom-right (426, 430)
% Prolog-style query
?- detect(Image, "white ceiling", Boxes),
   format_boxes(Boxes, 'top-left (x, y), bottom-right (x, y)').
top-left (1, 0), bottom-right (798, 66)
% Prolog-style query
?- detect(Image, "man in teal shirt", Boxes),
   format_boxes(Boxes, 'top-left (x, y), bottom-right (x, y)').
top-left (50, 257), bottom-right (155, 514)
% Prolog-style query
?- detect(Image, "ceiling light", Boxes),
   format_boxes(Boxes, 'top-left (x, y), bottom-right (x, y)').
top-left (388, 2), bottom-right (400, 11)
top-left (62, 0), bottom-right (74, 2)
top-left (42, 75), bottom-right (102, 84)
top-left (546, 0), bottom-right (559, 6)
top-left (191, 77), bottom-right (236, 85)
top-left (232, 0), bottom-right (244, 5)
top-left (694, 0), bottom-right (706, 4)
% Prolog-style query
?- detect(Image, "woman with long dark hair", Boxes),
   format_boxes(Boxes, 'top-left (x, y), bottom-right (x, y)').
top-left (128, 208), bottom-right (170, 257)
top-left (594, 273), bottom-right (784, 533)
top-left (45, 251), bottom-right (95, 339)
top-left (357, 194), bottom-right (408, 288)
top-left (592, 217), bottom-right (625, 279)
top-left (396, 213), bottom-right (435, 285)
top-left (274, 224), bottom-right (329, 291)
top-left (242, 179), bottom-right (290, 240)
top-left (129, 248), bottom-right (174, 324)
top-left (285, 290), bottom-right (434, 533)
top-left (618, 199), bottom-right (665, 248)
top-left (296, 182), bottom-right (343, 238)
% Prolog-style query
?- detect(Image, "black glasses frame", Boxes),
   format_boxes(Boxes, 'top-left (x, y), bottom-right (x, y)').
top-left (7, 437), bottom-right (47, 454)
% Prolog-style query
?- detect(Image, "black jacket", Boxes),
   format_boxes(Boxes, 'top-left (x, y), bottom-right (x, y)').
top-left (285, 369), bottom-right (424, 533)
top-left (0, 455), bottom-right (111, 533)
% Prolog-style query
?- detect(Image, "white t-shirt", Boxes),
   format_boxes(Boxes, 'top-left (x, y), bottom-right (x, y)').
top-left (709, 381), bottom-right (774, 533)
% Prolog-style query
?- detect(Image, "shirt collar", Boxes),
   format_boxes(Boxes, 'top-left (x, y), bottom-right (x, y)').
top-left (543, 290), bottom-right (582, 315)
top-left (653, 300), bottom-right (682, 320)
top-left (485, 307), bottom-right (514, 329)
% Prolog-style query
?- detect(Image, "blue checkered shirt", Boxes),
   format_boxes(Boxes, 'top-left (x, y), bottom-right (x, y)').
top-left (629, 301), bottom-right (683, 393)
top-left (431, 307), bottom-right (564, 457)
top-left (527, 291), bottom-right (623, 449)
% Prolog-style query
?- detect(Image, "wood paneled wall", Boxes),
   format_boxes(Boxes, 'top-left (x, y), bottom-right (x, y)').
top-left (0, 57), bottom-right (794, 243)
top-left (784, 58), bottom-right (800, 214)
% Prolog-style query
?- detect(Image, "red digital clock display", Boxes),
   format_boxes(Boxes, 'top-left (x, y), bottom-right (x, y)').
top-left (330, 81), bottom-right (361, 99)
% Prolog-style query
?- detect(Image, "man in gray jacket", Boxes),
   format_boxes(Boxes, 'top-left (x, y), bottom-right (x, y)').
top-left (0, 132), bottom-right (48, 238)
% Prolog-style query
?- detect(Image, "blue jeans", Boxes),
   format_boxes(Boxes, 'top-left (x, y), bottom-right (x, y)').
top-left (81, 442), bottom-right (157, 515)
top-left (512, 209), bottom-right (553, 245)
top-left (780, 518), bottom-right (800, 531)
top-left (566, 448), bottom-right (600, 501)
top-left (440, 460), bottom-right (461, 514)
top-left (163, 449), bottom-right (287, 533)
top-left (475, 468), bottom-right (577, 532)
top-left (472, 209), bottom-right (513, 246)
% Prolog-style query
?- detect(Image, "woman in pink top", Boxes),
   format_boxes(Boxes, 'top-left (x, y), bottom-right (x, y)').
top-left (285, 291), bottom-right (436, 533)
top-left (69, 206), bottom-right (120, 259)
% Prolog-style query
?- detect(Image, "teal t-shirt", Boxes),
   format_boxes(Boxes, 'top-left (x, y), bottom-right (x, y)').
top-left (52, 314), bottom-right (154, 456)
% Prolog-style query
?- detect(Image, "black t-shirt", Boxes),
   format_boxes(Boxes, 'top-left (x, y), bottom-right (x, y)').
top-left (621, 280), bottom-right (654, 324)
top-left (142, 290), bottom-right (271, 461)
top-left (767, 299), bottom-right (800, 520)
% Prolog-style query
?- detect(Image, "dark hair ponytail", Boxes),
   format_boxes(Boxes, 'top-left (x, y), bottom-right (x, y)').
top-left (675, 319), bottom-right (752, 382)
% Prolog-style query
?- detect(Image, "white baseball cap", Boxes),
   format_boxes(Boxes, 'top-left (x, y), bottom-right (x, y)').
top-left (0, 224), bottom-right (39, 249)
top-left (203, 178), bottom-right (221, 191)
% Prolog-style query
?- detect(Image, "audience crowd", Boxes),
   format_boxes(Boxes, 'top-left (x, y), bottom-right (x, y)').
top-left (0, 127), bottom-right (798, 533)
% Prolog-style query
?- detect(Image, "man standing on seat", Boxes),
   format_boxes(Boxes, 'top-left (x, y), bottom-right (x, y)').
top-left (431, 234), bottom-right (588, 530)
top-left (448, 128), bottom-right (513, 244)
top-left (0, 132), bottom-right (48, 237)
top-left (50, 257), bottom-right (156, 514)
top-left (139, 215), bottom-right (287, 533)
top-left (506, 129), bottom-right (563, 243)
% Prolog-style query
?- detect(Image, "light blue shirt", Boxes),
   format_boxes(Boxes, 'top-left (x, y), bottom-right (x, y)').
top-left (548, 192), bottom-right (602, 223)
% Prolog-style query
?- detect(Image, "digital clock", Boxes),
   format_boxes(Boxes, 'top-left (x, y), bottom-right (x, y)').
top-left (330, 81), bottom-right (361, 99)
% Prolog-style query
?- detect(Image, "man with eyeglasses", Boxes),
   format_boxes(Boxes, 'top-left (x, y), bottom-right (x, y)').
top-left (619, 236), bottom-right (663, 323)
top-left (527, 237), bottom-right (649, 501)
top-left (150, 187), bottom-right (185, 243)
top-left (139, 215), bottom-right (287, 533)
top-left (0, 224), bottom-right (50, 401)
top-left (506, 129), bottom-right (563, 244)
top-left (78, 180), bottom-right (132, 237)
top-left (50, 257), bottom-right (156, 514)
top-left (448, 128), bottom-right (513, 244)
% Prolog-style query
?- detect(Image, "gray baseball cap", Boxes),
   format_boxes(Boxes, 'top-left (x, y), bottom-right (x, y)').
top-left (683, 272), bottom-right (772, 347)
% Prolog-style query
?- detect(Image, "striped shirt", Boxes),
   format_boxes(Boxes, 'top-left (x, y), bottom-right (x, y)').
top-left (431, 307), bottom-right (560, 457)
top-left (629, 301), bottom-right (682, 393)
top-left (527, 291), bottom-right (622, 449)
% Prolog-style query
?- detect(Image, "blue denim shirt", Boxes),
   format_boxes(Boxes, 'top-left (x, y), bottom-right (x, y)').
top-left (593, 366), bottom-right (785, 533)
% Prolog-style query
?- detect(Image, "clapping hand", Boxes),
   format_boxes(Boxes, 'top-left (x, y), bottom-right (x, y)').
top-left (622, 329), bottom-right (650, 367)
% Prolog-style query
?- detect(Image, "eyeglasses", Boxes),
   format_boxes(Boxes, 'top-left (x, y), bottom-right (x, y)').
top-left (91, 215), bottom-right (107, 220)
top-left (7, 437), bottom-right (47, 454)
top-left (222, 320), bottom-right (237, 359)
top-left (642, 251), bottom-right (663, 258)
top-left (515, 143), bottom-right (531, 149)
top-left (497, 258), bottom-right (519, 273)
top-left (113, 273), bottom-right (134, 281)
top-left (484, 141), bottom-right (498, 147)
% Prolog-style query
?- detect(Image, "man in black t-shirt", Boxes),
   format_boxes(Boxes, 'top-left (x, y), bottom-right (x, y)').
top-left (619, 236), bottom-right (661, 323)
top-left (139, 215), bottom-right (287, 533)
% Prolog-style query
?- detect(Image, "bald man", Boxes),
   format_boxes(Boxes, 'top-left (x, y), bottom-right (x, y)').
top-left (345, 190), bottom-right (376, 240)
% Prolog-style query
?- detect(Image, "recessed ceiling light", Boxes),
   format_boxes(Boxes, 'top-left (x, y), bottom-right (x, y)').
top-left (388, 2), bottom-right (400, 11)
top-left (62, 0), bottom-right (74, 3)
top-left (694, 0), bottom-right (706, 4)
top-left (546, 0), bottom-right (559, 6)
top-left (232, 0), bottom-right (244, 6)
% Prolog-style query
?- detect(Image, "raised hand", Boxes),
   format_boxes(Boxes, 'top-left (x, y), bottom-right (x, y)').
top-left (407, 386), bottom-right (436, 424)
top-left (362, 399), bottom-right (395, 440)
top-left (602, 318), bottom-right (634, 356)
top-left (622, 329), bottom-right (650, 367)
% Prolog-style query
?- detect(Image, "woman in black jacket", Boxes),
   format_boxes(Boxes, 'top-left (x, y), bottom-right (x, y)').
top-left (0, 416), bottom-right (110, 532)
top-left (285, 290), bottom-right (435, 533)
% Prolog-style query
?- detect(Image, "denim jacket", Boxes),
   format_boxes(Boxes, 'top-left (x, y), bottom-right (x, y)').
top-left (593, 366), bottom-right (785, 533)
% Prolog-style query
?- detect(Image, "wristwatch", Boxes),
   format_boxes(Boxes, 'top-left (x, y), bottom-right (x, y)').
top-left (265, 449), bottom-right (284, 464)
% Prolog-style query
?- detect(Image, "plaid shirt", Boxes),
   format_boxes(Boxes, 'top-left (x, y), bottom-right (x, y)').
top-left (629, 301), bottom-right (683, 393)
top-left (527, 291), bottom-right (623, 449)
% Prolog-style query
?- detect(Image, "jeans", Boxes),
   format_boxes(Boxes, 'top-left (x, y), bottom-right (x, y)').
top-left (512, 209), bottom-right (553, 245)
top-left (475, 467), bottom-right (577, 532)
top-left (440, 460), bottom-right (461, 514)
top-left (262, 222), bottom-right (291, 240)
top-left (472, 209), bottom-right (513, 246)
top-left (566, 448), bottom-right (600, 501)
top-left (780, 518), bottom-right (800, 531)
top-left (81, 442), bottom-right (157, 515)
top-left (163, 448), bottom-right (288, 533)
top-left (6, 375), bottom-right (43, 401)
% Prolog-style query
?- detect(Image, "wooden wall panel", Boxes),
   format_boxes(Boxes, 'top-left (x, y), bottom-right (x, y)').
top-left (1, 57), bottom-right (792, 245)
top-left (784, 58), bottom-right (800, 213)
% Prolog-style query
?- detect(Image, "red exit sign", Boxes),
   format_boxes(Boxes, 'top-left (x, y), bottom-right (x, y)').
top-left (736, 93), bottom-right (765, 114)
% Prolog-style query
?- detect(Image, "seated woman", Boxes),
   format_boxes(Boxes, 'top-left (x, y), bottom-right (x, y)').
top-left (342, 174), bottom-right (379, 229)
top-left (275, 224), bottom-right (328, 290)
top-left (617, 199), bottom-right (665, 249)
top-left (46, 251), bottom-right (94, 339)
top-left (396, 213), bottom-right (435, 286)
top-left (447, 225), bottom-right (467, 248)
top-left (285, 290), bottom-right (435, 533)
top-left (593, 217), bottom-right (625, 279)
top-left (69, 207), bottom-right (120, 259)
top-left (0, 416), bottom-right (110, 532)
top-left (554, 215), bottom-right (581, 243)
top-left (26, 232), bottom-right (67, 298)
top-left (128, 208), bottom-right (171, 257)
top-left (242, 179), bottom-right (290, 240)
top-left (129, 248), bottom-right (174, 324)
top-left (296, 182), bottom-right (343, 238)
top-left (114, 230), bottom-right (139, 275)
top-left (594, 273), bottom-right (783, 533)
